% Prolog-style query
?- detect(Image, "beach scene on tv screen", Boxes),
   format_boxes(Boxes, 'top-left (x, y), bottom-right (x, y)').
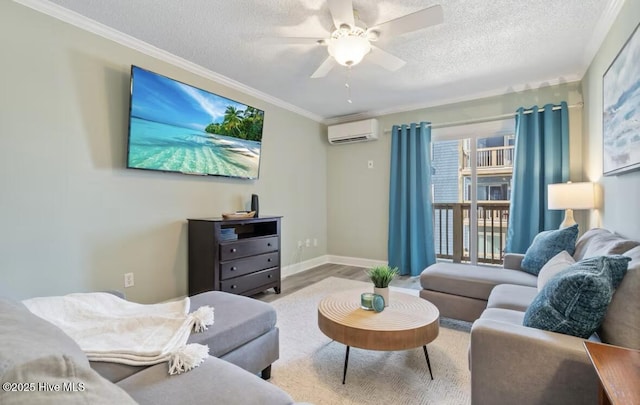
top-left (128, 66), bottom-right (264, 179)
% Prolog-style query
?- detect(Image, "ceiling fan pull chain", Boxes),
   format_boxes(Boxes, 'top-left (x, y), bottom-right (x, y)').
top-left (346, 66), bottom-right (352, 104)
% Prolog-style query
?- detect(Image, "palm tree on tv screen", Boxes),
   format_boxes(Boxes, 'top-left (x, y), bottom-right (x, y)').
top-left (205, 106), bottom-right (263, 142)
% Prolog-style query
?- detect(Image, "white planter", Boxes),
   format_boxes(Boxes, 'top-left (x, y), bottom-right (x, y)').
top-left (374, 287), bottom-right (389, 307)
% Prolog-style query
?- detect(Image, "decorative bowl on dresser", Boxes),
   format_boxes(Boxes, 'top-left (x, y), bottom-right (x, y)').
top-left (187, 216), bottom-right (282, 296)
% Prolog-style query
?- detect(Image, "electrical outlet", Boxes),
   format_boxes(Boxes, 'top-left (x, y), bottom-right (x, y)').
top-left (124, 273), bottom-right (134, 288)
top-left (297, 240), bottom-right (303, 248)
top-left (305, 239), bottom-right (311, 248)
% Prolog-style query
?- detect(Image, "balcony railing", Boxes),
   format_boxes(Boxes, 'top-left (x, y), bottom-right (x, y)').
top-left (433, 202), bottom-right (510, 265)
top-left (463, 145), bottom-right (514, 170)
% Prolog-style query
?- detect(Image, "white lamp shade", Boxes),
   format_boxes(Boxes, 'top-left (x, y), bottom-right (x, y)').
top-left (328, 35), bottom-right (371, 66)
top-left (548, 182), bottom-right (595, 210)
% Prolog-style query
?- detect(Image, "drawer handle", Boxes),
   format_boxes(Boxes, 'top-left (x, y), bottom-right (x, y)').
top-left (230, 248), bottom-right (237, 253)
top-left (267, 243), bottom-right (272, 247)
top-left (231, 266), bottom-right (237, 271)
top-left (267, 274), bottom-right (272, 279)
top-left (267, 258), bottom-right (272, 262)
top-left (231, 284), bottom-right (237, 289)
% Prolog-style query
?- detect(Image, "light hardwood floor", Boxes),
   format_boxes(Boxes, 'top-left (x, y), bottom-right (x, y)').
top-left (253, 263), bottom-right (422, 303)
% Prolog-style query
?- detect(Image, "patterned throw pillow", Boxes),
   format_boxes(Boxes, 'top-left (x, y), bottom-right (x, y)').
top-left (521, 224), bottom-right (579, 275)
top-left (523, 255), bottom-right (631, 338)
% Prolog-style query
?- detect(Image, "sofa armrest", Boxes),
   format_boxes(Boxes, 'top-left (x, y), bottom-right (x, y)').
top-left (503, 253), bottom-right (525, 270)
top-left (470, 319), bottom-right (598, 405)
top-left (101, 290), bottom-right (126, 299)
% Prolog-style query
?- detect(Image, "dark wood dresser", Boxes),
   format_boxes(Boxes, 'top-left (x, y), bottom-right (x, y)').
top-left (187, 216), bottom-right (282, 297)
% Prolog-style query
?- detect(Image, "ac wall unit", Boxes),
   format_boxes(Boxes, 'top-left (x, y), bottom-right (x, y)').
top-left (327, 118), bottom-right (379, 145)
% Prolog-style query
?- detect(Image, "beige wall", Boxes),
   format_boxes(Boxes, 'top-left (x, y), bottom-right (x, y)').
top-left (327, 83), bottom-right (584, 261)
top-left (0, 2), bottom-right (327, 303)
top-left (582, 0), bottom-right (640, 240)
top-left (4, 1), bottom-right (635, 294)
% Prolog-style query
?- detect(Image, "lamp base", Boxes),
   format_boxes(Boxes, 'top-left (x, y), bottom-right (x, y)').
top-left (559, 209), bottom-right (576, 229)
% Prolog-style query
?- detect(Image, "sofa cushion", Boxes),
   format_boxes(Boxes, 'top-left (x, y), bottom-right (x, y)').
top-left (117, 356), bottom-right (294, 405)
top-left (420, 262), bottom-right (537, 301)
top-left (0, 298), bottom-right (136, 405)
top-left (486, 284), bottom-right (539, 312)
top-left (478, 308), bottom-right (602, 344)
top-left (574, 228), bottom-right (640, 261)
top-left (521, 224), bottom-right (579, 275)
top-left (187, 291), bottom-right (277, 358)
top-left (479, 307), bottom-right (527, 325)
top-left (90, 361), bottom-right (147, 384)
top-left (523, 255), bottom-right (631, 338)
top-left (599, 245), bottom-right (640, 349)
top-left (537, 251), bottom-right (575, 291)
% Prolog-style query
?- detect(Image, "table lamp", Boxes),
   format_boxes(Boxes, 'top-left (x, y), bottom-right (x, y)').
top-left (548, 182), bottom-right (595, 229)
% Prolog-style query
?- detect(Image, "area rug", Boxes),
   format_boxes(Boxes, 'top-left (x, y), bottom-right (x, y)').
top-left (269, 277), bottom-right (471, 404)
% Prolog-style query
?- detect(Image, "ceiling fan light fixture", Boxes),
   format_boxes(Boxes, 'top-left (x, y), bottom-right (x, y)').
top-left (328, 35), bottom-right (371, 66)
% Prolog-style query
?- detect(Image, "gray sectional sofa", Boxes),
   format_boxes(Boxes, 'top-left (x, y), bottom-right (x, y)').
top-left (420, 255), bottom-right (537, 322)
top-left (421, 228), bottom-right (640, 405)
top-left (0, 291), bottom-right (295, 405)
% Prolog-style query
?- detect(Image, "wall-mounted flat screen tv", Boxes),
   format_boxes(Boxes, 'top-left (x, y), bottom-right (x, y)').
top-left (127, 65), bottom-right (264, 179)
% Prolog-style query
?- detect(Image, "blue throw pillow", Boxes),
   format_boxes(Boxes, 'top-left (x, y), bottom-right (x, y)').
top-left (521, 224), bottom-right (579, 275)
top-left (523, 255), bottom-right (631, 338)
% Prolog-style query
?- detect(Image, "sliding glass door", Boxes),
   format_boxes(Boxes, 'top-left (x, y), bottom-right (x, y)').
top-left (431, 129), bottom-right (514, 265)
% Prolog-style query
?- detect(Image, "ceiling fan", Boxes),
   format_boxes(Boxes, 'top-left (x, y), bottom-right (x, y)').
top-left (281, 0), bottom-right (444, 79)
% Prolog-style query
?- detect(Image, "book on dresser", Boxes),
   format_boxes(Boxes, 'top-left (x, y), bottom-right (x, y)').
top-left (187, 216), bottom-right (282, 297)
top-left (219, 228), bottom-right (238, 241)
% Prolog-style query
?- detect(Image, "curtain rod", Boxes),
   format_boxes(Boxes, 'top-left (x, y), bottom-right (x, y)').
top-left (385, 102), bottom-right (583, 132)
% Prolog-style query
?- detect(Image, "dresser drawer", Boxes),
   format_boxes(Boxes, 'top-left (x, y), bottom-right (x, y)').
top-left (220, 268), bottom-right (279, 295)
top-left (219, 236), bottom-right (278, 261)
top-left (220, 252), bottom-right (279, 280)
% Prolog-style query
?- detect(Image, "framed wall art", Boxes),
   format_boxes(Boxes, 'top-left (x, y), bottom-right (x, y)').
top-left (602, 22), bottom-right (640, 176)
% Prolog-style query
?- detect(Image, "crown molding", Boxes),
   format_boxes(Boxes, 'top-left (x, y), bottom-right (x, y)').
top-left (323, 75), bottom-right (583, 126)
top-left (580, 0), bottom-right (626, 73)
top-left (15, 0), bottom-right (614, 128)
top-left (13, 0), bottom-right (324, 124)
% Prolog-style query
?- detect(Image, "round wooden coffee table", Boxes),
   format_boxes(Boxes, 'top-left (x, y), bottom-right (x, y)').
top-left (317, 288), bottom-right (440, 384)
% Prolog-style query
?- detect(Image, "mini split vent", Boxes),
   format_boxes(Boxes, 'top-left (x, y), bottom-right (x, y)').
top-left (327, 118), bottom-right (379, 145)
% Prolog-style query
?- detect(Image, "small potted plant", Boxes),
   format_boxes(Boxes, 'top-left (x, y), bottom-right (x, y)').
top-left (366, 265), bottom-right (398, 306)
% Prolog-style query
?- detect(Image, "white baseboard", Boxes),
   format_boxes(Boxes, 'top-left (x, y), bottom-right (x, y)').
top-left (326, 255), bottom-right (387, 269)
top-left (281, 255), bottom-right (330, 278)
top-left (281, 255), bottom-right (387, 278)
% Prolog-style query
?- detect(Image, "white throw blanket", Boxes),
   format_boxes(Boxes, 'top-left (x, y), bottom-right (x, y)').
top-left (22, 292), bottom-right (214, 375)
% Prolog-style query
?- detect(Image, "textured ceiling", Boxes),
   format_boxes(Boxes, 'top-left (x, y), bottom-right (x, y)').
top-left (37, 0), bottom-right (617, 122)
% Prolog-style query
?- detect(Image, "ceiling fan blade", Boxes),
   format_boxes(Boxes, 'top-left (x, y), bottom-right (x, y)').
top-left (368, 46), bottom-right (406, 71)
top-left (373, 4), bottom-right (443, 38)
top-left (327, 0), bottom-right (355, 29)
top-left (265, 37), bottom-right (327, 45)
top-left (310, 56), bottom-right (337, 78)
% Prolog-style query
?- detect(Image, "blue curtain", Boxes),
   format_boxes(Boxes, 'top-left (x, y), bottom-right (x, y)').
top-left (388, 122), bottom-right (436, 276)
top-left (506, 102), bottom-right (569, 253)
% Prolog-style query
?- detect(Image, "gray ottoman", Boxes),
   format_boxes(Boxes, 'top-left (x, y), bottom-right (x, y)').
top-left (91, 291), bottom-right (279, 382)
top-left (188, 291), bottom-right (279, 379)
